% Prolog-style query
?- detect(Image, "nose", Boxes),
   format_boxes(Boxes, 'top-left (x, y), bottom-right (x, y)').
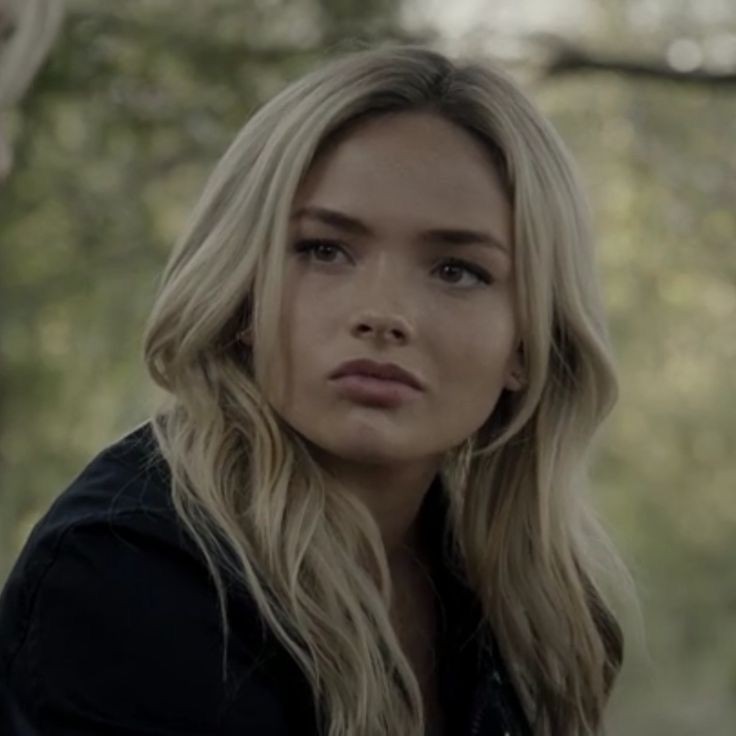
top-left (349, 256), bottom-right (414, 345)
top-left (351, 312), bottom-right (411, 344)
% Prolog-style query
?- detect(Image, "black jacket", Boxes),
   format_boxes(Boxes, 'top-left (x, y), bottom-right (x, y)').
top-left (0, 424), bottom-right (530, 735)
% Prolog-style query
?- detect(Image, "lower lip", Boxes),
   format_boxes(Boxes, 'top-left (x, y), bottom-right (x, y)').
top-left (331, 374), bottom-right (420, 407)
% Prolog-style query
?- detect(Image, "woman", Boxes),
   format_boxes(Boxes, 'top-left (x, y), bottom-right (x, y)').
top-left (0, 45), bottom-right (628, 735)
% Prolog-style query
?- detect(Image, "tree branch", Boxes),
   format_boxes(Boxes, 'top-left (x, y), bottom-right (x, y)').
top-left (544, 43), bottom-right (736, 86)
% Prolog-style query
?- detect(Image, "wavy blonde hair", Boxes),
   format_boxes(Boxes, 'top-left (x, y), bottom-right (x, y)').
top-left (143, 45), bottom-right (628, 736)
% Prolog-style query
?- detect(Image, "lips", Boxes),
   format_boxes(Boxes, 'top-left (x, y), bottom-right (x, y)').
top-left (329, 359), bottom-right (424, 390)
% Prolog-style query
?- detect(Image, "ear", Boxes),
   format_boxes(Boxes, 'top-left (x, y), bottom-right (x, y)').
top-left (503, 344), bottom-right (525, 392)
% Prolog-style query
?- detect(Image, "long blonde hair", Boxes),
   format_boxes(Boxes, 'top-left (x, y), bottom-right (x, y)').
top-left (143, 44), bottom-right (628, 736)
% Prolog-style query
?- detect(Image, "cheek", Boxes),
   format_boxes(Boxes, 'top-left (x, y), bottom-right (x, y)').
top-left (287, 268), bottom-right (354, 339)
top-left (287, 291), bottom-right (326, 354)
top-left (436, 311), bottom-right (517, 387)
top-left (279, 281), bottom-right (335, 384)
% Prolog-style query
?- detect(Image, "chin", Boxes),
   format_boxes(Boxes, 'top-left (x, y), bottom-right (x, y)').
top-left (323, 439), bottom-right (407, 466)
top-left (286, 412), bottom-right (421, 466)
top-left (305, 428), bottom-right (413, 467)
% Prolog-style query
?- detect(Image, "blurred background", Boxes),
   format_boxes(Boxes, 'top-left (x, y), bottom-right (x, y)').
top-left (1, 0), bottom-right (734, 733)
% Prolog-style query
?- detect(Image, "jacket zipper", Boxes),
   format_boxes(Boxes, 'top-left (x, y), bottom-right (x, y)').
top-left (468, 687), bottom-right (488, 736)
top-left (469, 666), bottom-right (513, 736)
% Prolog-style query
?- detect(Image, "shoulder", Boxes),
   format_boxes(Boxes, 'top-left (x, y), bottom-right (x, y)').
top-left (42, 421), bottom-right (175, 524)
top-left (0, 423), bottom-right (184, 667)
top-left (8, 423), bottom-right (176, 561)
top-left (0, 425), bottom-right (311, 735)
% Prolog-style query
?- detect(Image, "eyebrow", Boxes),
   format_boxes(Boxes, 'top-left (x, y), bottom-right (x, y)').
top-left (291, 205), bottom-right (510, 256)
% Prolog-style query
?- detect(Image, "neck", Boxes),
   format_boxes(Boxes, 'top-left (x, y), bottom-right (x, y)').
top-left (316, 451), bottom-right (441, 562)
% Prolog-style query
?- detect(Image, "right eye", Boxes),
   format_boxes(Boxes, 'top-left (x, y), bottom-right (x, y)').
top-left (293, 238), bottom-right (349, 264)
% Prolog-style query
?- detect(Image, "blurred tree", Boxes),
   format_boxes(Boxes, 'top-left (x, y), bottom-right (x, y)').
top-left (543, 39), bottom-right (736, 84)
top-left (0, 0), bottom-right (66, 180)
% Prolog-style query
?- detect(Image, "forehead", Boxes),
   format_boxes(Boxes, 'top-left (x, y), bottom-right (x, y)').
top-left (293, 112), bottom-right (512, 243)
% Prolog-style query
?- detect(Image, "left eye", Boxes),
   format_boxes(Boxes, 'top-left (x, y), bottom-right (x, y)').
top-left (434, 259), bottom-right (491, 286)
top-left (293, 239), bottom-right (350, 263)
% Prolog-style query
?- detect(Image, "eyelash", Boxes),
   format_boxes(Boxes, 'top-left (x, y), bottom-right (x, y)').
top-left (293, 238), bottom-right (493, 286)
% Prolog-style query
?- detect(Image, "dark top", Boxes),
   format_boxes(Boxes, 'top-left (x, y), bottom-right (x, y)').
top-left (0, 679), bottom-right (36, 736)
top-left (0, 424), bottom-right (530, 735)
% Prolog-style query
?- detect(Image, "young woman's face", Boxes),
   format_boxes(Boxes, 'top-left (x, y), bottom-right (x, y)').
top-left (266, 111), bottom-right (521, 470)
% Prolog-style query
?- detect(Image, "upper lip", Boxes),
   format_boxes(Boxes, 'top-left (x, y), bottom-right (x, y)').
top-left (330, 359), bottom-right (424, 390)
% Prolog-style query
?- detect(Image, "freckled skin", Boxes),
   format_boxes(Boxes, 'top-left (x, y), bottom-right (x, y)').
top-left (265, 111), bottom-right (522, 495)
